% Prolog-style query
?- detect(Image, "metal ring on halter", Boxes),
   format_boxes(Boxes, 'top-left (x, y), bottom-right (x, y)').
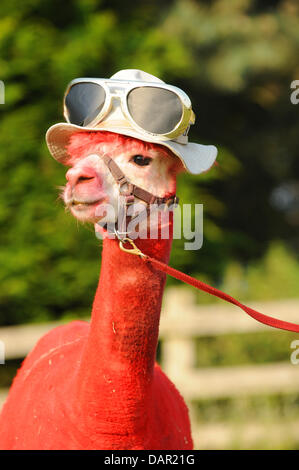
top-left (118, 182), bottom-right (134, 197)
top-left (114, 227), bottom-right (130, 239)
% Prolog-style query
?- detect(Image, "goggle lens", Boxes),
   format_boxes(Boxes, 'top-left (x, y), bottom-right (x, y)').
top-left (127, 87), bottom-right (183, 134)
top-left (65, 83), bottom-right (106, 126)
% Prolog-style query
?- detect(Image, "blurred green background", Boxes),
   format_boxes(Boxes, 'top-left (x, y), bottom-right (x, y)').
top-left (0, 0), bottom-right (299, 449)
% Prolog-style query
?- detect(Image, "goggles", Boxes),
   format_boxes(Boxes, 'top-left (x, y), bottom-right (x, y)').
top-left (63, 78), bottom-right (195, 141)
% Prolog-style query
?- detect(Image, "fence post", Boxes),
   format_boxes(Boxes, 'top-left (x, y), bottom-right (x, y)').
top-left (160, 287), bottom-right (198, 425)
top-left (161, 287), bottom-right (196, 378)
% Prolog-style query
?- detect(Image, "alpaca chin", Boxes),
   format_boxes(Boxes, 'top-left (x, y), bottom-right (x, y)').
top-left (68, 199), bottom-right (108, 223)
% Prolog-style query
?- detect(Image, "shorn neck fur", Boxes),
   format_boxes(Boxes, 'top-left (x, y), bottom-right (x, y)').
top-left (74, 225), bottom-right (174, 440)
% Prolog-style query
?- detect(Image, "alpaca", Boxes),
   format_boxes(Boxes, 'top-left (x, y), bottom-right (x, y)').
top-left (0, 131), bottom-right (194, 450)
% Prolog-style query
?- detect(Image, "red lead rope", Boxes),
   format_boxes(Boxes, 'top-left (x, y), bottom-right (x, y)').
top-left (144, 255), bottom-right (299, 334)
top-left (118, 237), bottom-right (299, 333)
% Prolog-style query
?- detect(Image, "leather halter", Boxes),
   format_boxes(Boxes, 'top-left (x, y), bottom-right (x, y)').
top-left (100, 154), bottom-right (179, 237)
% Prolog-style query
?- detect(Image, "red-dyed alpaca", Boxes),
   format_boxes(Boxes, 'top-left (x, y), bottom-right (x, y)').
top-left (0, 132), bottom-right (193, 450)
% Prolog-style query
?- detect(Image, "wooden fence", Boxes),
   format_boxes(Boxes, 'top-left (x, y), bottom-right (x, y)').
top-left (0, 288), bottom-right (299, 449)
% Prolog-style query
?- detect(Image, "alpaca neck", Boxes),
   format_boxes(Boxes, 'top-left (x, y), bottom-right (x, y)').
top-left (75, 224), bottom-right (173, 436)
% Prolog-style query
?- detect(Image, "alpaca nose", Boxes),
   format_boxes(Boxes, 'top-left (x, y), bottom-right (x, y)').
top-left (66, 167), bottom-right (97, 187)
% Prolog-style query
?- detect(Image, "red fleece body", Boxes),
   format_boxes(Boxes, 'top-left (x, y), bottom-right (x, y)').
top-left (0, 235), bottom-right (193, 450)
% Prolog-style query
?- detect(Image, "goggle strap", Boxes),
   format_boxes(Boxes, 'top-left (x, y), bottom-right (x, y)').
top-left (173, 134), bottom-right (188, 144)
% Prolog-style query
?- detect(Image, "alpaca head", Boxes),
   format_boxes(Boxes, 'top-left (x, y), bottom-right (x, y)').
top-left (47, 70), bottom-right (218, 236)
top-left (62, 131), bottom-right (184, 233)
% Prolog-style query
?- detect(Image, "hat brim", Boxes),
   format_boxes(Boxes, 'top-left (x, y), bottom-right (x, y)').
top-left (46, 123), bottom-right (217, 175)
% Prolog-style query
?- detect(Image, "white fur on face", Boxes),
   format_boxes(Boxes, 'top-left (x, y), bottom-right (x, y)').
top-left (63, 140), bottom-right (179, 228)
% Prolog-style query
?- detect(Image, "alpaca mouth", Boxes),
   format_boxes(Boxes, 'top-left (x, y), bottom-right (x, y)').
top-left (72, 200), bottom-right (99, 206)
top-left (67, 197), bottom-right (108, 222)
top-left (70, 199), bottom-right (104, 209)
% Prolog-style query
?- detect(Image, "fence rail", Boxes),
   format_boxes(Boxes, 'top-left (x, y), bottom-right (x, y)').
top-left (1, 288), bottom-right (299, 449)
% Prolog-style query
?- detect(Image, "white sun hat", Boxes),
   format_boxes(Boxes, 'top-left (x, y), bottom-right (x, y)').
top-left (46, 69), bottom-right (217, 174)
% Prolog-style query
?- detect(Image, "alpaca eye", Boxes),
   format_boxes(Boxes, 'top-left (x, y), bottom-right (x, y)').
top-left (132, 155), bottom-right (152, 166)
